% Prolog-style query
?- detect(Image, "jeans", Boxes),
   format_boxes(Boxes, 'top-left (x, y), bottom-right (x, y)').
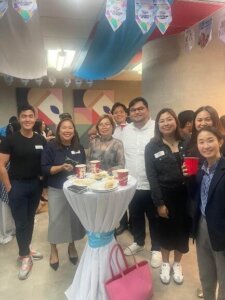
top-left (8, 179), bottom-right (42, 256)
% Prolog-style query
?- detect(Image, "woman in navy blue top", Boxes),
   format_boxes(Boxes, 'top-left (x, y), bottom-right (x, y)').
top-left (184, 127), bottom-right (225, 300)
top-left (42, 118), bottom-right (85, 270)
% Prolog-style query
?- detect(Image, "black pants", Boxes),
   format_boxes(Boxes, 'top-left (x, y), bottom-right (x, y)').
top-left (129, 190), bottom-right (160, 251)
top-left (8, 179), bottom-right (42, 256)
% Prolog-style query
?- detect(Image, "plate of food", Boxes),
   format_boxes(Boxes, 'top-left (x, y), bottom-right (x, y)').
top-left (91, 171), bottom-right (108, 181)
top-left (71, 177), bottom-right (96, 187)
top-left (89, 179), bottom-right (118, 192)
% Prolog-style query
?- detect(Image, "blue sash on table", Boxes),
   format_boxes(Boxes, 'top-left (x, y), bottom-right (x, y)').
top-left (86, 230), bottom-right (114, 248)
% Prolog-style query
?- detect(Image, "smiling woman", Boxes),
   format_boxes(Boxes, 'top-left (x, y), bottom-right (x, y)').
top-left (87, 115), bottom-right (125, 172)
top-left (145, 108), bottom-right (189, 285)
top-left (41, 118), bottom-right (86, 271)
top-left (186, 127), bottom-right (225, 300)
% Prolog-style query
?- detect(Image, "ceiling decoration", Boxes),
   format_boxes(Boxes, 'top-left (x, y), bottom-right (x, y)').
top-left (148, 0), bottom-right (224, 41)
top-left (74, 0), bottom-right (173, 80)
top-left (0, 0), bottom-right (224, 83)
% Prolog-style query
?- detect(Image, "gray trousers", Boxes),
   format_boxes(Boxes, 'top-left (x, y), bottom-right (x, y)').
top-left (196, 216), bottom-right (225, 300)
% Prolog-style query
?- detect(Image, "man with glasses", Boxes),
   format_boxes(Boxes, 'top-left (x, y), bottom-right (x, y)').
top-left (122, 97), bottom-right (161, 268)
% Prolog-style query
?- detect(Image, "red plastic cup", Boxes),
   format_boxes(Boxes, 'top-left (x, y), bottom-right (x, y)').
top-left (90, 160), bottom-right (101, 173)
top-left (117, 169), bottom-right (129, 186)
top-left (184, 157), bottom-right (199, 175)
top-left (75, 164), bottom-right (86, 178)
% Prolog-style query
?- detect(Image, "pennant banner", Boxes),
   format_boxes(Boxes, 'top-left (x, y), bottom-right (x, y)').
top-left (86, 80), bottom-right (93, 87)
top-left (135, 0), bottom-right (155, 34)
top-left (3, 74), bottom-right (14, 86)
top-left (12, 0), bottom-right (37, 23)
top-left (48, 75), bottom-right (56, 86)
top-left (75, 78), bottom-right (82, 88)
top-left (0, 0), bottom-right (8, 19)
top-left (218, 13), bottom-right (225, 44)
top-left (154, 0), bottom-right (172, 35)
top-left (198, 17), bottom-right (212, 49)
top-left (184, 28), bottom-right (195, 52)
top-left (105, 0), bottom-right (127, 31)
top-left (35, 77), bottom-right (43, 86)
top-left (21, 78), bottom-right (29, 86)
top-left (64, 76), bottom-right (71, 88)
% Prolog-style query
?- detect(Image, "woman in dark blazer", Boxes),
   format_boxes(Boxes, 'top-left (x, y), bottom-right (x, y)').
top-left (42, 118), bottom-right (85, 270)
top-left (145, 108), bottom-right (189, 285)
top-left (184, 127), bottom-right (225, 300)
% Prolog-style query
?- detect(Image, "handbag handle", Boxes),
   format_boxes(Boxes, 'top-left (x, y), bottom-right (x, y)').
top-left (109, 244), bottom-right (128, 278)
top-left (115, 245), bottom-right (139, 276)
top-left (109, 244), bottom-right (139, 278)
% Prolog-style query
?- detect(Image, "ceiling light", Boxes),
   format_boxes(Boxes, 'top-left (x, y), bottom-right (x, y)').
top-left (47, 49), bottom-right (76, 71)
top-left (56, 51), bottom-right (66, 72)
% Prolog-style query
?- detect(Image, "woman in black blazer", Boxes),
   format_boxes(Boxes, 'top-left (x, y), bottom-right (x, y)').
top-left (184, 127), bottom-right (225, 300)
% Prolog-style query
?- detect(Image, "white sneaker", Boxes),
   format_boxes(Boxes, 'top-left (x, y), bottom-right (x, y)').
top-left (172, 262), bottom-right (184, 284)
top-left (150, 251), bottom-right (162, 268)
top-left (160, 263), bottom-right (171, 284)
top-left (18, 256), bottom-right (33, 280)
top-left (124, 243), bottom-right (144, 256)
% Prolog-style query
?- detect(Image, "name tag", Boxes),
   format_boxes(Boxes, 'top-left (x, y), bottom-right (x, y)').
top-left (154, 151), bottom-right (165, 158)
top-left (35, 145), bottom-right (43, 150)
top-left (71, 150), bottom-right (80, 154)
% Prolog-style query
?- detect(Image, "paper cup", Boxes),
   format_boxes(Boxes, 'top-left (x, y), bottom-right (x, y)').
top-left (184, 157), bottom-right (199, 175)
top-left (112, 170), bottom-right (118, 179)
top-left (117, 169), bottom-right (129, 186)
top-left (75, 164), bottom-right (86, 178)
top-left (90, 160), bottom-right (101, 173)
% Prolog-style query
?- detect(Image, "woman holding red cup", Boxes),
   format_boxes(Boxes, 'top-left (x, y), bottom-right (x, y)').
top-left (183, 127), bottom-right (225, 300)
top-left (184, 105), bottom-right (225, 298)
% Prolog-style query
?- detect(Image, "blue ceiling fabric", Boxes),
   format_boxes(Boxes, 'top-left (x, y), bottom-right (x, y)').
top-left (73, 0), bottom-right (173, 80)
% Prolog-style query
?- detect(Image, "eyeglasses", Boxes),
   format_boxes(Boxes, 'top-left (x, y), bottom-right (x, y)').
top-left (98, 123), bottom-right (112, 128)
top-left (129, 107), bottom-right (146, 113)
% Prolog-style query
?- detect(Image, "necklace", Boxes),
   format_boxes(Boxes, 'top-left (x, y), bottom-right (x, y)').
top-left (163, 138), bottom-right (176, 147)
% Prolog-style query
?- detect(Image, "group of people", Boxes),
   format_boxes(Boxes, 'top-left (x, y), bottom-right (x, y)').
top-left (0, 99), bottom-right (225, 300)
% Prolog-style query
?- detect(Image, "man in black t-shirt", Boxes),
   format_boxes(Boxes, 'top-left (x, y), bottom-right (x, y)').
top-left (0, 104), bottom-right (46, 280)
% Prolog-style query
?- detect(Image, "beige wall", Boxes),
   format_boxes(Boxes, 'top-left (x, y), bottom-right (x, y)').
top-left (142, 8), bottom-right (225, 119)
top-left (0, 80), bottom-right (141, 126)
top-left (0, 88), bottom-right (17, 126)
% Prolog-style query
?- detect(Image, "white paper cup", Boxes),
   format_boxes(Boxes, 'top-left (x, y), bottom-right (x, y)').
top-left (90, 160), bottom-right (101, 173)
top-left (75, 164), bottom-right (86, 178)
top-left (117, 169), bottom-right (129, 186)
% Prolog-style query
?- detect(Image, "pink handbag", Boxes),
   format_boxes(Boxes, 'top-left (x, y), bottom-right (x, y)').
top-left (105, 244), bottom-right (153, 300)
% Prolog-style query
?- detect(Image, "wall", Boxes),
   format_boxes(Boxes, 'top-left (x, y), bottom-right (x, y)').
top-left (0, 88), bottom-right (17, 126)
top-left (142, 8), bottom-right (225, 118)
top-left (0, 80), bottom-right (141, 126)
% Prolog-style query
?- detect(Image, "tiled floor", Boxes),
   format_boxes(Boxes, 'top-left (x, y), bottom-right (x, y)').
top-left (0, 212), bottom-right (201, 300)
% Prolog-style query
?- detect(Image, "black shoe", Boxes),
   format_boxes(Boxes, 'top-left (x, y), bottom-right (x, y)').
top-left (68, 248), bottom-right (78, 265)
top-left (115, 225), bottom-right (128, 236)
top-left (50, 259), bottom-right (59, 271)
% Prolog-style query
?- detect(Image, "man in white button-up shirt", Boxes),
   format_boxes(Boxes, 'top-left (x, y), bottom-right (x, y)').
top-left (122, 97), bottom-right (161, 268)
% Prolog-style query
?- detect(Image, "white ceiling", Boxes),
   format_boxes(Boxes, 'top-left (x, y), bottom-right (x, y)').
top-left (38, 0), bottom-right (104, 53)
top-left (36, 0), bottom-right (141, 80)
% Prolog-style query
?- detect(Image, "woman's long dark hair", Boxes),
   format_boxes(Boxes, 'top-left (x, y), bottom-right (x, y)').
top-left (197, 126), bottom-right (223, 142)
top-left (189, 106), bottom-right (224, 150)
top-left (33, 119), bottom-right (43, 135)
top-left (55, 118), bottom-right (80, 151)
top-left (153, 108), bottom-right (182, 143)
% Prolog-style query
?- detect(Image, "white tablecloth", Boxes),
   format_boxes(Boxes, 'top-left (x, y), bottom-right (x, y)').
top-left (63, 176), bottom-right (137, 300)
